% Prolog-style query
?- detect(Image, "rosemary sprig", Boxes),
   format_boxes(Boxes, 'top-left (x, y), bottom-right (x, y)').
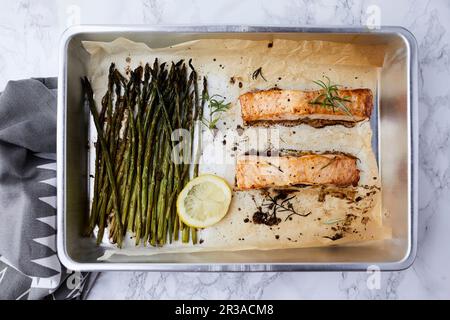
top-left (84, 60), bottom-right (206, 247)
top-left (253, 191), bottom-right (311, 226)
top-left (202, 93), bottom-right (231, 129)
top-left (251, 67), bottom-right (267, 81)
top-left (308, 76), bottom-right (353, 118)
top-left (320, 156), bottom-right (338, 170)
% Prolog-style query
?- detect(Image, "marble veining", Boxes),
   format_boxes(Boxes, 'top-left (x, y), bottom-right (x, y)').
top-left (1, 0), bottom-right (449, 299)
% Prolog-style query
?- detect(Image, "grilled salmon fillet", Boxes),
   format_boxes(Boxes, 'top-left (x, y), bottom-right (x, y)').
top-left (239, 88), bottom-right (373, 124)
top-left (236, 154), bottom-right (360, 190)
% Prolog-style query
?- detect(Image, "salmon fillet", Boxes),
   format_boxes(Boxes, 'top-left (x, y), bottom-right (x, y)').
top-left (236, 154), bottom-right (360, 190)
top-left (239, 88), bottom-right (373, 124)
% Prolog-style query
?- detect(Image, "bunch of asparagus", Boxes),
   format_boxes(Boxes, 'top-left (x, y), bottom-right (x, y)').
top-left (81, 59), bottom-right (207, 248)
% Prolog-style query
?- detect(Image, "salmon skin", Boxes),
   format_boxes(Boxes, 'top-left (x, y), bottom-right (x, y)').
top-left (239, 88), bottom-right (373, 125)
top-left (236, 153), bottom-right (360, 190)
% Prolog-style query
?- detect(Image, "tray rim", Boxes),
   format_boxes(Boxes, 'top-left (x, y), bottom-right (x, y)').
top-left (57, 24), bottom-right (418, 272)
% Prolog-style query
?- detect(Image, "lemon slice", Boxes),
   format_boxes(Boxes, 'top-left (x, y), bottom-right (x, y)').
top-left (177, 174), bottom-right (232, 228)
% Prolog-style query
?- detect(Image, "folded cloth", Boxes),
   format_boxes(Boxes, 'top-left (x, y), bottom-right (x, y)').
top-left (0, 78), bottom-right (95, 300)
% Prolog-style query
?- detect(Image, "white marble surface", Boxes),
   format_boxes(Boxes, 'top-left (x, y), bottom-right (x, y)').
top-left (1, 0), bottom-right (449, 299)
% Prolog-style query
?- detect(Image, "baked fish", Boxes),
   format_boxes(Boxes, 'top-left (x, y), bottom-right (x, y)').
top-left (239, 88), bottom-right (373, 126)
top-left (236, 153), bottom-right (360, 190)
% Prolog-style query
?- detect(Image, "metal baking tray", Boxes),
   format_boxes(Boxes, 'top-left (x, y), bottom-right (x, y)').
top-left (57, 25), bottom-right (418, 271)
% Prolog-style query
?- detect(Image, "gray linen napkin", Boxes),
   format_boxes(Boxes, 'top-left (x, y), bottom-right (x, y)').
top-left (0, 78), bottom-right (95, 300)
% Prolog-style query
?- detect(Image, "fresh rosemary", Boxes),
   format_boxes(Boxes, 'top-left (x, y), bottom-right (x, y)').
top-left (252, 191), bottom-right (311, 226)
top-left (320, 156), bottom-right (338, 170)
top-left (251, 67), bottom-right (267, 81)
top-left (308, 76), bottom-right (353, 118)
top-left (202, 93), bottom-right (231, 129)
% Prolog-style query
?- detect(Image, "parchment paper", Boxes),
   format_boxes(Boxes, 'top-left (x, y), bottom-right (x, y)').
top-left (82, 37), bottom-right (390, 259)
